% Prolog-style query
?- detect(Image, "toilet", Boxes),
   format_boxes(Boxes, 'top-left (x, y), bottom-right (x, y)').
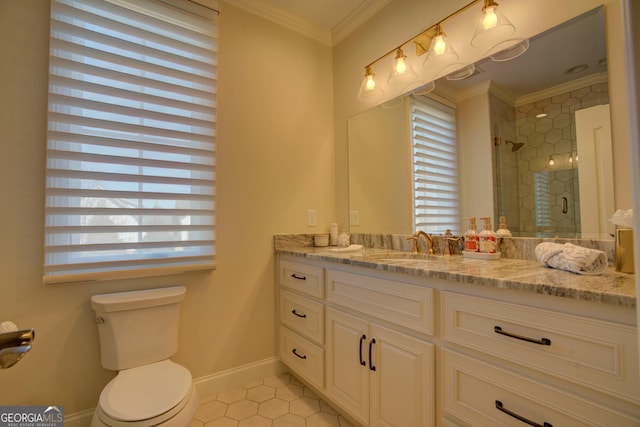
top-left (90, 286), bottom-right (198, 427)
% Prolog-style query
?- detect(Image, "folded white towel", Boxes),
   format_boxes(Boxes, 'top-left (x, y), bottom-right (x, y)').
top-left (535, 242), bottom-right (608, 275)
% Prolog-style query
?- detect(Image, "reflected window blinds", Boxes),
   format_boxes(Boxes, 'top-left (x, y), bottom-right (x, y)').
top-left (410, 96), bottom-right (460, 234)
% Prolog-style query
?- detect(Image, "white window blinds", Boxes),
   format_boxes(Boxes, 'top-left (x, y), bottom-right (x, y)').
top-left (44, 0), bottom-right (218, 284)
top-left (410, 96), bottom-right (460, 234)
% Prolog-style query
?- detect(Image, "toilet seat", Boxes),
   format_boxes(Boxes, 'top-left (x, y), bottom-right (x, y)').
top-left (96, 360), bottom-right (195, 426)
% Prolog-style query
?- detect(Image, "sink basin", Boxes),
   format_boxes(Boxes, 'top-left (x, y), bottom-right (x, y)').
top-left (354, 251), bottom-right (442, 263)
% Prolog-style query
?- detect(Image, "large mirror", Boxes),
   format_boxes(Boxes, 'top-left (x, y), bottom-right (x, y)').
top-left (348, 7), bottom-right (621, 238)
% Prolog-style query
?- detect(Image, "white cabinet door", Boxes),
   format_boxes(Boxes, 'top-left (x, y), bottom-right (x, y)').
top-left (325, 307), bottom-right (370, 425)
top-left (370, 323), bottom-right (434, 427)
top-left (326, 307), bottom-right (435, 426)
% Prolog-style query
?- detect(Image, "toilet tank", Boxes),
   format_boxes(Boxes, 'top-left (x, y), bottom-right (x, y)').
top-left (90, 286), bottom-right (186, 371)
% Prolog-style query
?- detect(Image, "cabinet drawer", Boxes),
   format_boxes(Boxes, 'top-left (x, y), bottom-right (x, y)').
top-left (280, 289), bottom-right (324, 344)
top-left (280, 327), bottom-right (324, 390)
top-left (326, 269), bottom-right (434, 335)
top-left (441, 291), bottom-right (640, 403)
top-left (280, 259), bottom-right (324, 298)
top-left (442, 349), bottom-right (640, 427)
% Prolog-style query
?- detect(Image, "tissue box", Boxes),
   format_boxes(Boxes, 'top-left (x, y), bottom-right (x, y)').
top-left (615, 229), bottom-right (635, 273)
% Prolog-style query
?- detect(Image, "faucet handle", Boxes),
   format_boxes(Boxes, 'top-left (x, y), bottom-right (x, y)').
top-left (406, 236), bottom-right (418, 254)
top-left (445, 237), bottom-right (461, 256)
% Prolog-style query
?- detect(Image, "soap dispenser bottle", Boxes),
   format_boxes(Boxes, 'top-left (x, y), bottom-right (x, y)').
top-left (479, 216), bottom-right (497, 254)
top-left (463, 217), bottom-right (479, 253)
top-left (496, 216), bottom-right (512, 238)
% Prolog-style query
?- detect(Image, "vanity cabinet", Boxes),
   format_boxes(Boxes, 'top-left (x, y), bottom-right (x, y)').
top-left (442, 349), bottom-right (640, 426)
top-left (441, 291), bottom-right (640, 426)
top-left (325, 307), bottom-right (434, 426)
top-left (277, 254), bottom-right (640, 427)
top-left (278, 258), bottom-right (326, 390)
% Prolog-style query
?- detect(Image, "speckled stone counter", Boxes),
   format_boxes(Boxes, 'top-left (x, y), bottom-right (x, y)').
top-left (274, 234), bottom-right (636, 308)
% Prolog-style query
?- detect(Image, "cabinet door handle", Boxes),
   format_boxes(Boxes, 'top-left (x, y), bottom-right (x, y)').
top-left (291, 273), bottom-right (306, 280)
top-left (494, 326), bottom-right (551, 346)
top-left (359, 335), bottom-right (367, 366)
top-left (369, 338), bottom-right (376, 371)
top-left (291, 348), bottom-right (307, 359)
top-left (495, 400), bottom-right (553, 427)
top-left (291, 309), bottom-right (307, 318)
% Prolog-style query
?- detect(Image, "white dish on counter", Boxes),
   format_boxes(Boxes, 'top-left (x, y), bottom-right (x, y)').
top-left (327, 244), bottom-right (364, 253)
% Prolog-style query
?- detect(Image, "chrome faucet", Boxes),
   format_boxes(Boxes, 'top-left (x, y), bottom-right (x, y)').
top-left (407, 230), bottom-right (434, 254)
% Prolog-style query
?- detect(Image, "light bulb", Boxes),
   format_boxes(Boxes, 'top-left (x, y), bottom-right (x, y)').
top-left (433, 35), bottom-right (447, 56)
top-left (548, 156), bottom-right (556, 166)
top-left (483, 6), bottom-right (498, 29)
top-left (365, 74), bottom-right (376, 91)
top-left (395, 56), bottom-right (407, 74)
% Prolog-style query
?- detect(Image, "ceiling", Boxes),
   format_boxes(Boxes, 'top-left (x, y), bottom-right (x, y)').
top-left (224, 0), bottom-right (391, 45)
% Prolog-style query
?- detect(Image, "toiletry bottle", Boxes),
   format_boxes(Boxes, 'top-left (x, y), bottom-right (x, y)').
top-left (496, 216), bottom-right (512, 238)
top-left (329, 223), bottom-right (339, 246)
top-left (479, 216), bottom-right (497, 253)
top-left (463, 217), bottom-right (479, 252)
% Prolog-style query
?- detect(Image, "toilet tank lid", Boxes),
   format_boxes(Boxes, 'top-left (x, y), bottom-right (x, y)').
top-left (91, 286), bottom-right (186, 312)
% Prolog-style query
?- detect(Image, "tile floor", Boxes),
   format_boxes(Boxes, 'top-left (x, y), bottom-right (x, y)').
top-left (190, 373), bottom-right (357, 427)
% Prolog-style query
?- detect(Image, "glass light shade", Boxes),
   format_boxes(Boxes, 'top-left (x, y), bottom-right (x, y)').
top-left (471, 2), bottom-right (515, 51)
top-left (487, 38), bottom-right (529, 62)
top-left (388, 48), bottom-right (418, 91)
top-left (358, 67), bottom-right (385, 102)
top-left (423, 26), bottom-right (459, 77)
top-left (412, 80), bottom-right (435, 96)
top-left (445, 64), bottom-right (476, 81)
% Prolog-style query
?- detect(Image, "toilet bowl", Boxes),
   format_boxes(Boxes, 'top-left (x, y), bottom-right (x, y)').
top-left (91, 360), bottom-right (198, 427)
top-left (90, 287), bottom-right (197, 427)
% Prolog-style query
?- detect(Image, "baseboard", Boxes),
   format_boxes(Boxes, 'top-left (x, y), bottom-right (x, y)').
top-left (63, 357), bottom-right (288, 426)
top-left (64, 408), bottom-right (95, 427)
top-left (194, 356), bottom-right (288, 400)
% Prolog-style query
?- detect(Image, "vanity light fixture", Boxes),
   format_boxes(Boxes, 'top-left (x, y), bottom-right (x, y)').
top-left (357, 0), bottom-right (520, 102)
top-left (471, 0), bottom-right (516, 50)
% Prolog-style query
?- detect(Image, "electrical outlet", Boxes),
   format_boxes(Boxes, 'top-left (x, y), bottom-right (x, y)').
top-left (350, 210), bottom-right (360, 226)
top-left (307, 209), bottom-right (318, 227)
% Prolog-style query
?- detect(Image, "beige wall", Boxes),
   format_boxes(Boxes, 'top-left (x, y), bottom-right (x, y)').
top-left (0, 0), bottom-right (334, 415)
top-left (334, 0), bottom-right (633, 228)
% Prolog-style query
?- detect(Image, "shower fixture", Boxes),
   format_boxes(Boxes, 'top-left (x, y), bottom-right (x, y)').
top-left (505, 140), bottom-right (525, 152)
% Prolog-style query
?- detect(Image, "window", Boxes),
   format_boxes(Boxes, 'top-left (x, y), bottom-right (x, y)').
top-left (44, 0), bottom-right (218, 284)
top-left (410, 96), bottom-right (460, 234)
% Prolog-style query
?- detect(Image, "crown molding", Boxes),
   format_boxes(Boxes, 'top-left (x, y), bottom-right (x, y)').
top-left (514, 72), bottom-right (609, 106)
top-left (224, 0), bottom-right (391, 46)
top-left (224, 0), bottom-right (331, 44)
top-left (332, 0), bottom-right (393, 45)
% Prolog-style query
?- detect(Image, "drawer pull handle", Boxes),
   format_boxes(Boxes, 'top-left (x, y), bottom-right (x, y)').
top-left (495, 400), bottom-right (553, 427)
top-left (291, 309), bottom-right (307, 318)
top-left (291, 273), bottom-right (306, 280)
top-left (494, 326), bottom-right (551, 346)
top-left (359, 335), bottom-right (367, 366)
top-left (292, 348), bottom-right (307, 359)
top-left (369, 338), bottom-right (376, 371)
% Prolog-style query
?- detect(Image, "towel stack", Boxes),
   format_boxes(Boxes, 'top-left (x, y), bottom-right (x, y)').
top-left (535, 242), bottom-right (608, 275)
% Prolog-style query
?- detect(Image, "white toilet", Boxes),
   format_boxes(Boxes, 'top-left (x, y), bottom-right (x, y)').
top-left (90, 286), bottom-right (198, 427)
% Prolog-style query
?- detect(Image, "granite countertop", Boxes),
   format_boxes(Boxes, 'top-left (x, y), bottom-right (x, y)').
top-left (275, 238), bottom-right (637, 308)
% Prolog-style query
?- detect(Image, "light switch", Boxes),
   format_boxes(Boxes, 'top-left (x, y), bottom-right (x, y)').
top-left (307, 209), bottom-right (318, 227)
